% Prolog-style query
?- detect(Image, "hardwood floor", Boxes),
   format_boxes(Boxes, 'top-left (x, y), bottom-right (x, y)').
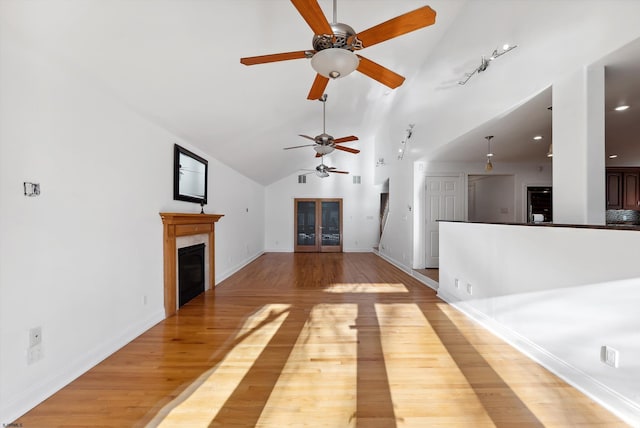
top-left (15, 253), bottom-right (627, 427)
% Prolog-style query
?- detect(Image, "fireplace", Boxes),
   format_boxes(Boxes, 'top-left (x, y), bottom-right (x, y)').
top-left (160, 213), bottom-right (223, 317)
top-left (178, 243), bottom-right (205, 307)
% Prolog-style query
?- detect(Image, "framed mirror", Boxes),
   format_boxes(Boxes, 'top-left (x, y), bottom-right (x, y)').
top-left (174, 144), bottom-right (208, 204)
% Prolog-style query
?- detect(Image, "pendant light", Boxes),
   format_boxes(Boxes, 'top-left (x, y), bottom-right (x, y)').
top-left (485, 135), bottom-right (494, 171)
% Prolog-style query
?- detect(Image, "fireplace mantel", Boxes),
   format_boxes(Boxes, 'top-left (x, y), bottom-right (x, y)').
top-left (160, 212), bottom-right (223, 317)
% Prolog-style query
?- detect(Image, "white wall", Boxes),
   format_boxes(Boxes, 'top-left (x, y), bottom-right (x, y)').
top-left (468, 175), bottom-right (515, 223)
top-left (438, 221), bottom-right (640, 425)
top-left (0, 27), bottom-right (265, 423)
top-left (265, 151), bottom-right (382, 253)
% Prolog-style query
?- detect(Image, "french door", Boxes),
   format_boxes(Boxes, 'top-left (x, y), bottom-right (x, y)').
top-left (294, 198), bottom-right (342, 252)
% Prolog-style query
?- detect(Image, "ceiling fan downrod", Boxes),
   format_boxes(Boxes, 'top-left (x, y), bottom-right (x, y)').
top-left (320, 94), bottom-right (327, 134)
top-left (332, 0), bottom-right (337, 24)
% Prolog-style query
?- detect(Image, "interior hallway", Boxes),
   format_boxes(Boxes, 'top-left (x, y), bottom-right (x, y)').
top-left (15, 253), bottom-right (626, 427)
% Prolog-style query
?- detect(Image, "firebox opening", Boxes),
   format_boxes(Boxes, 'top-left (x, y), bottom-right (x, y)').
top-left (178, 243), bottom-right (205, 307)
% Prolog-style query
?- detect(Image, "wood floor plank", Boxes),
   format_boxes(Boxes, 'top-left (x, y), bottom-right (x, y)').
top-left (14, 253), bottom-right (628, 427)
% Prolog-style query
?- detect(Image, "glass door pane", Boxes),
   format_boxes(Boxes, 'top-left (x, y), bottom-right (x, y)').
top-left (321, 200), bottom-right (342, 251)
top-left (296, 200), bottom-right (316, 248)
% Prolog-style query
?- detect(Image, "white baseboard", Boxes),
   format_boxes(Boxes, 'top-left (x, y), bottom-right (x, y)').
top-left (374, 251), bottom-right (441, 293)
top-left (437, 292), bottom-right (640, 427)
top-left (343, 248), bottom-right (373, 253)
top-left (411, 269), bottom-right (439, 291)
top-left (1, 309), bottom-right (165, 424)
top-left (215, 251), bottom-right (265, 284)
top-left (374, 251), bottom-right (413, 275)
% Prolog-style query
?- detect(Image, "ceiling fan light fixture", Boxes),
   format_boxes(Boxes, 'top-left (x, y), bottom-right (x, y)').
top-left (311, 48), bottom-right (359, 79)
top-left (314, 145), bottom-right (335, 155)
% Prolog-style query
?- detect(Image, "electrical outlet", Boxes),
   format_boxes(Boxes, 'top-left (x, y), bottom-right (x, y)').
top-left (454, 278), bottom-right (460, 289)
top-left (600, 345), bottom-right (620, 368)
top-left (29, 327), bottom-right (42, 348)
top-left (143, 295), bottom-right (148, 305)
top-left (27, 345), bottom-right (43, 365)
top-left (466, 283), bottom-right (473, 295)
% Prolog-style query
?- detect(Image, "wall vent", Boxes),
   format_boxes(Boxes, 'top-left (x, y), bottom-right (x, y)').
top-left (353, 175), bottom-right (361, 184)
top-left (298, 175), bottom-right (307, 184)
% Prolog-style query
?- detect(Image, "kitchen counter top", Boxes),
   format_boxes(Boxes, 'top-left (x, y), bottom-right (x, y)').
top-left (439, 220), bottom-right (640, 231)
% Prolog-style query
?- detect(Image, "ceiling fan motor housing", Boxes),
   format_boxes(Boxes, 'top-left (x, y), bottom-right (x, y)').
top-left (315, 133), bottom-right (334, 145)
top-left (312, 23), bottom-right (362, 52)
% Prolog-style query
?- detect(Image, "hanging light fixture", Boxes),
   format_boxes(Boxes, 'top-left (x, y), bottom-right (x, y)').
top-left (484, 135), bottom-right (494, 171)
top-left (310, 1), bottom-right (361, 79)
top-left (311, 47), bottom-right (359, 79)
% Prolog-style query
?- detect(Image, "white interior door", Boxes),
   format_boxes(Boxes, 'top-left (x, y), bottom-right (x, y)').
top-left (425, 175), bottom-right (463, 268)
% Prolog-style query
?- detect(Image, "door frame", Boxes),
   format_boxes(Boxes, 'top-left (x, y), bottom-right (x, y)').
top-left (294, 198), bottom-right (343, 252)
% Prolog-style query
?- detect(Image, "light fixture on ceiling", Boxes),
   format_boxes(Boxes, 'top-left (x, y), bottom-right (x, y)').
top-left (314, 144), bottom-right (335, 155)
top-left (547, 143), bottom-right (553, 158)
top-left (458, 44), bottom-right (518, 85)
top-left (310, 2), bottom-right (361, 79)
top-left (484, 135), bottom-right (494, 171)
top-left (311, 48), bottom-right (359, 79)
top-left (398, 124), bottom-right (415, 160)
top-left (315, 169), bottom-right (330, 178)
top-left (614, 105), bottom-right (630, 111)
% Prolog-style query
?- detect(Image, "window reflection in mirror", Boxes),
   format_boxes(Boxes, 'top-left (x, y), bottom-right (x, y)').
top-left (174, 144), bottom-right (208, 204)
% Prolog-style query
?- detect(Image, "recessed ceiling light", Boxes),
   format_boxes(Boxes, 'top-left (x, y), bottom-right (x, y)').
top-left (533, 135), bottom-right (543, 140)
top-left (615, 105), bottom-right (630, 111)
top-left (609, 154), bottom-right (618, 159)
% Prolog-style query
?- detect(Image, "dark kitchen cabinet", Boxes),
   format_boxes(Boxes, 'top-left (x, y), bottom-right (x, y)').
top-left (623, 171), bottom-right (640, 210)
top-left (606, 171), bottom-right (622, 209)
top-left (606, 168), bottom-right (640, 210)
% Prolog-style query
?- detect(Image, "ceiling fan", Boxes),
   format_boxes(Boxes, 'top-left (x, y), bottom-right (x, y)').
top-left (301, 155), bottom-right (349, 178)
top-left (240, 0), bottom-right (437, 99)
top-left (283, 93), bottom-right (360, 157)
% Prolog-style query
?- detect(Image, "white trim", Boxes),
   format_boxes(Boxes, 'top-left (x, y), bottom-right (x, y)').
top-left (374, 251), bottom-right (440, 292)
top-left (216, 251), bottom-right (265, 284)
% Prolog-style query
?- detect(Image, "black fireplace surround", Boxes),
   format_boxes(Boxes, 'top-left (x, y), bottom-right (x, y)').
top-left (178, 243), bottom-right (205, 307)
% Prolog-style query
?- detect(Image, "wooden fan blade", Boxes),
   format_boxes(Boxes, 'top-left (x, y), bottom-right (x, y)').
top-left (356, 6), bottom-right (436, 49)
top-left (284, 144), bottom-right (315, 150)
top-left (335, 145), bottom-right (360, 154)
top-left (334, 135), bottom-right (359, 144)
top-left (330, 170), bottom-right (349, 174)
top-left (356, 55), bottom-right (405, 89)
top-left (290, 0), bottom-right (333, 35)
top-left (299, 134), bottom-right (316, 141)
top-left (240, 50), bottom-right (310, 66)
top-left (307, 74), bottom-right (330, 100)
top-left (315, 152), bottom-right (322, 158)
